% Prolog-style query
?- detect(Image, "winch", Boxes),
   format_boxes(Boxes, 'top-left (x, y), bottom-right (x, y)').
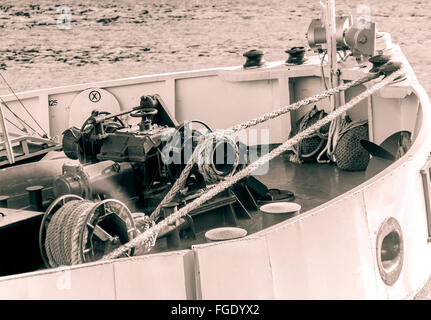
top-left (306, 15), bottom-right (376, 59)
top-left (57, 94), bottom-right (245, 203)
top-left (41, 94), bottom-right (275, 267)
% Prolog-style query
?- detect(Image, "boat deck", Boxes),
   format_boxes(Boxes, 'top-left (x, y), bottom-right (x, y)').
top-left (148, 153), bottom-right (367, 254)
top-left (259, 154), bottom-right (366, 214)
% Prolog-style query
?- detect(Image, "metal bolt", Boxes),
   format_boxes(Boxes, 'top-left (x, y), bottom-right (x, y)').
top-left (359, 35), bottom-right (368, 44)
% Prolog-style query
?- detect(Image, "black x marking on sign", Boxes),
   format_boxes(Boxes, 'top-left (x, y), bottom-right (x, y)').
top-left (89, 90), bottom-right (101, 103)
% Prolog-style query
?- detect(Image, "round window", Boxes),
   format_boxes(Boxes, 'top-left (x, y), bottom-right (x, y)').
top-left (376, 217), bottom-right (404, 286)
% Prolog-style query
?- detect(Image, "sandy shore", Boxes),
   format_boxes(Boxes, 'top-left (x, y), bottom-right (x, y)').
top-left (0, 0), bottom-right (429, 95)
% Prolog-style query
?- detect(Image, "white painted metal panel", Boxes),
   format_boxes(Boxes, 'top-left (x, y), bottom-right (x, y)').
top-left (107, 82), bottom-right (168, 127)
top-left (113, 250), bottom-right (193, 300)
top-left (193, 237), bottom-right (274, 300)
top-left (175, 76), bottom-right (287, 144)
top-left (0, 264), bottom-right (116, 299)
top-left (344, 84), bottom-right (368, 120)
top-left (49, 91), bottom-right (80, 137)
top-left (263, 192), bottom-right (378, 299)
top-left (0, 250), bottom-right (195, 300)
top-left (1, 96), bottom-right (47, 137)
top-left (363, 161), bottom-right (431, 299)
top-left (292, 76), bottom-right (330, 119)
top-left (371, 94), bottom-right (419, 145)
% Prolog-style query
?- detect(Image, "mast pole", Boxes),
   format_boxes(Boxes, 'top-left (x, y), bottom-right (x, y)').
top-left (322, 0), bottom-right (343, 162)
top-left (325, 0), bottom-right (340, 107)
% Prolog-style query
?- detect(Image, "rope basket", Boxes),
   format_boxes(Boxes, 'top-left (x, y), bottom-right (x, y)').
top-left (334, 119), bottom-right (370, 171)
top-left (295, 105), bottom-right (330, 162)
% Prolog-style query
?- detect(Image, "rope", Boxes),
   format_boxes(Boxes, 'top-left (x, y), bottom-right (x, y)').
top-left (149, 71), bottom-right (381, 221)
top-left (227, 72), bottom-right (379, 133)
top-left (0, 100), bottom-right (35, 135)
top-left (70, 201), bottom-right (94, 265)
top-left (4, 117), bottom-right (28, 134)
top-left (0, 72), bottom-right (48, 137)
top-left (194, 132), bottom-right (239, 183)
top-left (103, 69), bottom-right (403, 261)
top-left (45, 200), bottom-right (94, 267)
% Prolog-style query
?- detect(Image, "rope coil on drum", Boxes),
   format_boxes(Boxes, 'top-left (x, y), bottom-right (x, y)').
top-left (149, 72), bottom-right (382, 222)
top-left (41, 197), bottom-right (137, 267)
top-left (45, 200), bottom-right (94, 267)
top-left (103, 69), bottom-right (404, 261)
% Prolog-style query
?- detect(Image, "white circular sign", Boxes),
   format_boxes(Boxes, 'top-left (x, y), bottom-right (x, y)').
top-left (68, 88), bottom-right (121, 128)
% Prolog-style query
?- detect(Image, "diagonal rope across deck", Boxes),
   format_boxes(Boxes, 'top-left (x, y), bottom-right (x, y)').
top-left (102, 70), bottom-right (403, 261)
top-left (149, 72), bottom-right (381, 222)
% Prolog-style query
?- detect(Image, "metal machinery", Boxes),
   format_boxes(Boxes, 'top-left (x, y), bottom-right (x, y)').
top-left (306, 15), bottom-right (376, 60)
top-left (39, 94), bottom-right (274, 267)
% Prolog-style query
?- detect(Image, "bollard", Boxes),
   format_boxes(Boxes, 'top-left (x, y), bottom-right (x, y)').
top-left (243, 49), bottom-right (266, 69)
top-left (162, 202), bottom-right (180, 249)
top-left (285, 46), bottom-right (306, 65)
top-left (26, 185), bottom-right (44, 211)
top-left (260, 202), bottom-right (301, 229)
top-left (0, 195), bottom-right (9, 208)
top-left (205, 227), bottom-right (247, 242)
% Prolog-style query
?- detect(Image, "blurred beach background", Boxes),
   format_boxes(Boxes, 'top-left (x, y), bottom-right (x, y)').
top-left (0, 0), bottom-right (429, 94)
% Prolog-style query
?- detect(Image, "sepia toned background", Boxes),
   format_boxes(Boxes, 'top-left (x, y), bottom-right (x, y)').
top-left (0, 0), bottom-right (430, 95)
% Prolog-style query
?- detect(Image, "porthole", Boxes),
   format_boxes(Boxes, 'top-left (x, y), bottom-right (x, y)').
top-left (376, 217), bottom-right (404, 286)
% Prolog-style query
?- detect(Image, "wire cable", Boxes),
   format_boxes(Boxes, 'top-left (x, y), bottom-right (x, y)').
top-left (0, 72), bottom-right (48, 137)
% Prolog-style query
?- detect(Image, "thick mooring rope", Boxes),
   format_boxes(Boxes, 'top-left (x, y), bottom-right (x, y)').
top-left (149, 72), bottom-right (380, 221)
top-left (227, 72), bottom-right (379, 133)
top-left (194, 131), bottom-right (240, 183)
top-left (103, 70), bottom-right (403, 261)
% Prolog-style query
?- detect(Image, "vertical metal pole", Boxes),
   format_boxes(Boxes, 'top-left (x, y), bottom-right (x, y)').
top-left (162, 202), bottom-right (181, 249)
top-left (325, 0), bottom-right (340, 107)
top-left (0, 102), bottom-right (14, 164)
top-left (324, 0), bottom-right (342, 161)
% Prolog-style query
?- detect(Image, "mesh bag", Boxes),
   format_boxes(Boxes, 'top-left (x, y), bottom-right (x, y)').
top-left (334, 119), bottom-right (370, 171)
top-left (295, 105), bottom-right (330, 162)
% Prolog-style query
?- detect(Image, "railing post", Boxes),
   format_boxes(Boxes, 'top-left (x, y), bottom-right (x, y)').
top-left (0, 102), bottom-right (15, 164)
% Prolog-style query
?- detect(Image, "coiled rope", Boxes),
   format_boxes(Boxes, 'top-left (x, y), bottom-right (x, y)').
top-left (45, 200), bottom-right (94, 267)
top-left (194, 131), bottom-right (239, 183)
top-left (103, 69), bottom-right (403, 261)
